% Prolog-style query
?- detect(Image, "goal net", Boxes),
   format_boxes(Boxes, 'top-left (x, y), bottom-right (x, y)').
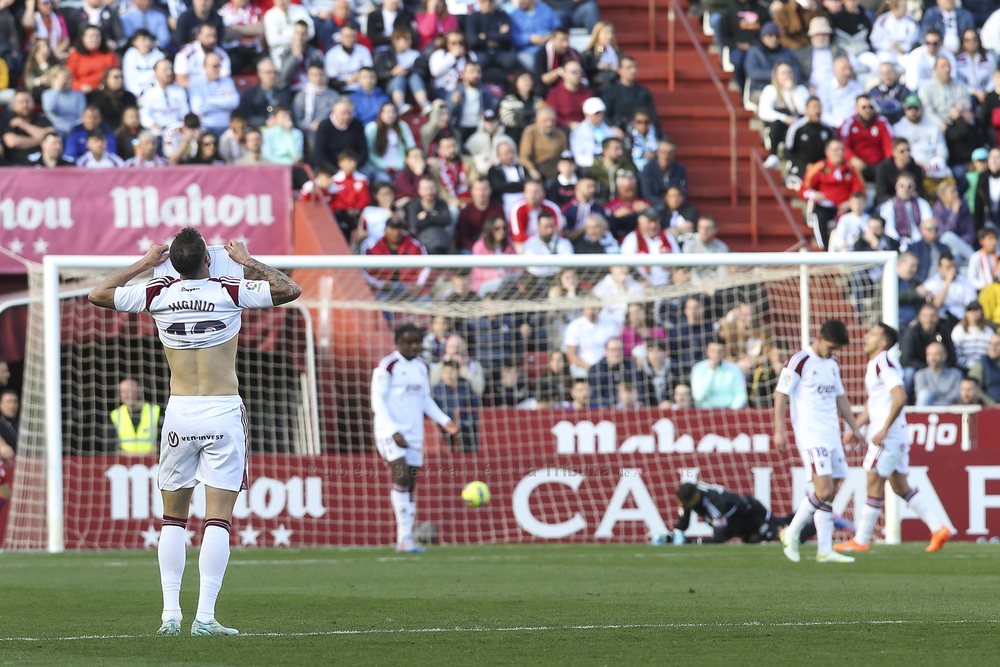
top-left (5, 251), bottom-right (898, 551)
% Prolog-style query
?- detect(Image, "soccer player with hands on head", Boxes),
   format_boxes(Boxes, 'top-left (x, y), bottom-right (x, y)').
top-left (772, 319), bottom-right (864, 564)
top-left (834, 323), bottom-right (954, 554)
top-left (372, 325), bottom-right (459, 553)
top-left (90, 231), bottom-right (301, 637)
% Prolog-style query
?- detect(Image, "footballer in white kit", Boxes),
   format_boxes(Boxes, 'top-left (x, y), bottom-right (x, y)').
top-left (834, 323), bottom-right (954, 553)
top-left (773, 319), bottom-right (864, 564)
top-left (371, 324), bottom-right (458, 553)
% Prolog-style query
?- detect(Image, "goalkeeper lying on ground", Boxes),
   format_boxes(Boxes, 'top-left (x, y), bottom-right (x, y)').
top-left (672, 482), bottom-right (854, 544)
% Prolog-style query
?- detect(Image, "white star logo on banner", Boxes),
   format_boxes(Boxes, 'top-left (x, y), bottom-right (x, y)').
top-left (32, 238), bottom-right (49, 255)
top-left (270, 524), bottom-right (293, 546)
top-left (140, 525), bottom-right (160, 548)
top-left (137, 236), bottom-right (154, 252)
top-left (8, 239), bottom-right (24, 255)
top-left (239, 524), bottom-right (261, 546)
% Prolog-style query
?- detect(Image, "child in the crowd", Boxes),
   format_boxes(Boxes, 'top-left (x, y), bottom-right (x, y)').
top-left (828, 191), bottom-right (869, 253)
top-left (546, 151), bottom-right (579, 208)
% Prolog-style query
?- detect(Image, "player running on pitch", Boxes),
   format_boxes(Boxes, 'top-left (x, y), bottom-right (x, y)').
top-left (834, 323), bottom-right (954, 553)
top-left (90, 229), bottom-right (301, 636)
top-left (773, 319), bottom-right (864, 564)
top-left (372, 324), bottom-right (459, 553)
top-left (672, 481), bottom-right (818, 544)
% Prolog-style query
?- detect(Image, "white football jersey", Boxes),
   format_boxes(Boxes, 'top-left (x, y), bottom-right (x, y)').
top-left (114, 276), bottom-right (273, 349)
top-left (371, 351), bottom-right (451, 447)
top-left (777, 346), bottom-right (845, 448)
top-left (865, 351), bottom-right (907, 437)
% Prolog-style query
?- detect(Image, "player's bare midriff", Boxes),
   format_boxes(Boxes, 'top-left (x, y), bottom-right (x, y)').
top-left (163, 336), bottom-right (240, 396)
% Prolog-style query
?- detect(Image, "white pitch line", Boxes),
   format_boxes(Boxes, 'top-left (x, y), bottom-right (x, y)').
top-left (1, 619), bottom-right (996, 643)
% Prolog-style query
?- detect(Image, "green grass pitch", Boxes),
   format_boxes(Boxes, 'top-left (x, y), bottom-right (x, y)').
top-left (1, 542), bottom-right (997, 667)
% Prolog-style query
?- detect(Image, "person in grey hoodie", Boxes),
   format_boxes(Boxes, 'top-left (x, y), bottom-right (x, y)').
top-left (40, 65), bottom-right (86, 136)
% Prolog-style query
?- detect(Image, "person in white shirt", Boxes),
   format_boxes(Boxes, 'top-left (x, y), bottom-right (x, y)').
top-left (174, 24), bottom-right (232, 88)
top-left (619, 209), bottom-right (681, 287)
top-left (954, 29), bottom-right (996, 105)
top-left (371, 324), bottom-right (459, 554)
top-left (189, 52), bottom-right (240, 136)
top-left (917, 253), bottom-right (978, 322)
top-left (951, 301), bottom-right (994, 370)
top-left (264, 0), bottom-right (315, 58)
top-left (522, 210), bottom-right (574, 278)
top-left (563, 294), bottom-right (620, 379)
top-left (122, 29), bottom-right (166, 97)
top-left (869, 0), bottom-right (919, 65)
top-left (428, 30), bottom-right (475, 98)
top-left (892, 95), bottom-right (949, 180)
top-left (124, 130), bottom-right (170, 166)
top-left (569, 97), bottom-right (620, 169)
top-left (76, 129), bottom-right (126, 167)
top-left (918, 55), bottom-right (971, 129)
top-left (967, 226), bottom-right (1000, 290)
top-left (817, 56), bottom-right (864, 129)
top-left (324, 24), bottom-right (373, 92)
top-left (592, 265), bottom-right (643, 328)
top-left (878, 173), bottom-right (932, 249)
top-left (903, 29), bottom-right (955, 92)
top-left (828, 191), bottom-right (869, 252)
top-left (138, 59), bottom-right (191, 137)
top-left (218, 0), bottom-right (264, 73)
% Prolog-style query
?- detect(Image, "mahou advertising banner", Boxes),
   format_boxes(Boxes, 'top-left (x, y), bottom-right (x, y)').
top-left (0, 165), bottom-right (292, 274)
top-left (57, 408), bottom-right (1000, 549)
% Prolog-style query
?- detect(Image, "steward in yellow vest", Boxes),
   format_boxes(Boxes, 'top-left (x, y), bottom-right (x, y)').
top-left (110, 403), bottom-right (160, 455)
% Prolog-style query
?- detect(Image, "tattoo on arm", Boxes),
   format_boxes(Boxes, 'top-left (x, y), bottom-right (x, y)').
top-left (243, 258), bottom-right (302, 305)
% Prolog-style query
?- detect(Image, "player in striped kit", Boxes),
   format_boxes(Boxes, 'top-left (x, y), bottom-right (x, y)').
top-left (834, 323), bottom-right (954, 553)
top-left (773, 319), bottom-right (864, 563)
top-left (372, 325), bottom-right (459, 553)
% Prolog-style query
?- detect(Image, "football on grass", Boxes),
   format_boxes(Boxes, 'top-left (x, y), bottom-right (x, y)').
top-left (462, 481), bottom-right (490, 507)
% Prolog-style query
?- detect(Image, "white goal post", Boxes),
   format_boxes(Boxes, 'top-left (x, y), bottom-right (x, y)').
top-left (26, 250), bottom-right (901, 553)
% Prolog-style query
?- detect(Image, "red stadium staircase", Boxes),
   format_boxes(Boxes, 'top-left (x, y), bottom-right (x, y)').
top-left (596, 0), bottom-right (812, 251)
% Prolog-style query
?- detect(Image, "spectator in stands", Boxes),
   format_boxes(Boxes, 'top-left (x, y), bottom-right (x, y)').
top-left (174, 24), bottom-right (231, 89)
top-left (416, 0), bottom-right (458, 51)
top-left (562, 377), bottom-right (595, 409)
top-left (455, 178), bottom-right (503, 252)
top-left (535, 350), bottom-right (572, 405)
top-left (573, 213), bottom-right (620, 257)
top-left (431, 334), bottom-right (486, 397)
top-left (122, 30), bottom-right (164, 99)
top-left (293, 63), bottom-right (338, 148)
top-left (394, 146), bottom-right (427, 208)
top-left (854, 214), bottom-right (900, 253)
top-left (121, 0), bottom-right (170, 50)
top-left (870, 0), bottom-right (919, 64)
top-left (956, 30), bottom-right (993, 109)
top-left (326, 24), bottom-right (373, 92)
top-left (240, 59), bottom-right (291, 129)
top-left (174, 0), bottom-right (224, 48)
top-left (321, 0), bottom-right (363, 53)
top-left (603, 57), bottom-right (662, 132)
top-left (28, 131), bottom-right (73, 167)
top-left (108, 379), bottom-right (159, 456)
top-left (234, 127), bottom-right (269, 164)
top-left (623, 108), bottom-right (658, 172)
top-left (276, 21), bottom-right (324, 92)
top-left (534, 27), bottom-right (581, 91)
top-left (717, 301), bottom-right (767, 372)
top-left (969, 226), bottom-right (1000, 290)
top-left (24, 38), bottom-right (61, 102)
top-left (952, 300), bottom-right (994, 370)
top-left (427, 31), bottom-right (470, 104)
top-left (376, 29), bottom-right (428, 115)
top-left (920, 56), bottom-right (970, 130)
top-left (262, 105), bottom-right (303, 165)
top-left (435, 134), bottom-right (471, 207)
top-left (87, 67), bottom-right (136, 130)
top-left (933, 180), bottom-right (976, 253)
top-left (76, 128), bottom-right (124, 167)
top-left (545, 151), bottom-right (577, 207)
top-left (874, 137), bottom-right (926, 206)
top-left (23, 0), bottom-right (69, 61)
top-left (974, 147), bottom-right (1000, 230)
top-left (588, 337), bottom-right (640, 407)
top-left (546, 59), bottom-right (592, 130)
top-left (669, 383), bottom-right (692, 409)
top-left (450, 62), bottom-right (495, 143)
top-left (500, 70), bottom-right (543, 146)
top-left (878, 173), bottom-right (932, 250)
top-left (748, 342), bottom-right (787, 409)
top-left (818, 56), bottom-right (862, 129)
top-left (797, 17), bottom-right (849, 91)
top-left (716, 0), bottom-right (767, 93)
top-left (519, 106), bottom-right (568, 180)
top-left (265, 0), bottom-right (315, 61)
top-left (840, 94), bottom-right (893, 182)
top-left (349, 67), bottom-right (391, 126)
top-left (897, 250), bottom-right (922, 327)
top-left (218, 0), bottom-right (264, 74)
top-left (757, 62), bottom-right (809, 168)
top-left (945, 102), bottom-right (984, 184)
top-left (922, 0), bottom-right (974, 52)
top-left (189, 52), bottom-right (239, 137)
top-left (432, 360), bottom-right (481, 451)
top-left (640, 138), bottom-right (687, 203)
top-left (314, 95), bottom-right (368, 168)
top-left (668, 296), bottom-right (714, 382)
top-left (868, 61), bottom-right (910, 126)
top-left (364, 102), bottom-right (416, 182)
top-left (801, 137), bottom-right (864, 249)
top-left (903, 29), bottom-right (954, 94)
top-left (114, 107), bottom-right (142, 160)
top-left (900, 301), bottom-right (957, 395)
top-left (580, 21), bottom-right (620, 95)
top-left (423, 315), bottom-right (452, 363)
top-left (190, 131), bottom-right (226, 164)
top-left (682, 215), bottom-right (729, 280)
top-left (966, 147), bottom-right (989, 207)
top-left (570, 97), bottom-right (620, 169)
top-left (957, 377), bottom-right (990, 406)
top-left (360, 216), bottom-right (431, 297)
top-left (828, 0), bottom-right (874, 68)
top-left (469, 215), bottom-right (516, 294)
top-left (968, 333), bottom-right (1000, 404)
top-left (355, 181), bottom-right (397, 247)
top-left (421, 101), bottom-right (458, 154)
top-left (658, 185), bottom-right (698, 235)
top-left (491, 361), bottom-right (529, 407)
top-left (405, 174), bottom-right (452, 253)
top-left (522, 209), bottom-right (573, 282)
top-left (745, 22), bottom-right (802, 99)
top-left (593, 266), bottom-right (643, 330)
top-left (138, 60), bottom-right (189, 138)
top-left (64, 105), bottom-right (115, 161)
top-left (466, 111), bottom-right (510, 178)
top-left (486, 140), bottom-right (527, 209)
top-left (562, 177), bottom-right (604, 240)
top-left (41, 65), bottom-right (86, 136)
top-left (783, 96), bottom-right (834, 188)
top-left (510, 0), bottom-right (561, 70)
top-left (620, 209), bottom-right (679, 287)
top-left (914, 341), bottom-right (963, 406)
top-left (637, 337), bottom-right (671, 406)
top-left (586, 137), bottom-right (637, 206)
top-left (466, 0), bottom-right (517, 75)
top-left (603, 172), bottom-right (648, 238)
top-left (690, 339), bottom-right (748, 409)
top-left (774, 0), bottom-right (823, 51)
top-left (919, 253), bottom-right (977, 325)
top-left (564, 294), bottom-right (619, 378)
top-left (327, 150), bottom-right (370, 233)
top-left (67, 26), bottom-right (119, 93)
top-left (70, 0), bottom-right (126, 53)
top-left (828, 190), bottom-right (869, 252)
top-left (908, 217), bottom-right (953, 284)
top-left (124, 130), bottom-right (168, 166)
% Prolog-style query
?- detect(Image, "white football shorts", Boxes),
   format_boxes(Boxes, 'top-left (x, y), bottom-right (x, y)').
top-left (375, 434), bottom-right (423, 467)
top-left (863, 431), bottom-right (910, 478)
top-left (158, 395), bottom-right (249, 492)
top-left (801, 441), bottom-right (849, 480)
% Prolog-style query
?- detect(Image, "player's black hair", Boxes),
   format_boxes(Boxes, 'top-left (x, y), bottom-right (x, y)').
top-left (394, 323), bottom-right (422, 343)
top-left (876, 322), bottom-right (899, 350)
top-left (170, 227), bottom-right (207, 278)
top-left (819, 319), bottom-right (849, 346)
top-left (676, 482), bottom-right (698, 503)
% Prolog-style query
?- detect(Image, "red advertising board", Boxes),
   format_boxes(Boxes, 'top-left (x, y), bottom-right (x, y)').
top-left (55, 408), bottom-right (1000, 549)
top-left (0, 165), bottom-right (292, 274)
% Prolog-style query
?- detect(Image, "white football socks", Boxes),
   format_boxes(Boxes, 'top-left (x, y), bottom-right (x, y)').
top-left (159, 516), bottom-right (187, 623)
top-left (904, 489), bottom-right (943, 533)
top-left (786, 492), bottom-right (822, 542)
top-left (391, 486), bottom-right (411, 544)
top-left (407, 491), bottom-right (417, 538)
top-left (814, 505), bottom-right (834, 556)
top-left (196, 519), bottom-right (232, 623)
top-left (854, 497), bottom-right (884, 545)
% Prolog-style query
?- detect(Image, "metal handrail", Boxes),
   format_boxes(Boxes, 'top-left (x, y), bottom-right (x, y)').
top-left (749, 148), bottom-right (808, 251)
top-left (663, 0), bottom-right (737, 206)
